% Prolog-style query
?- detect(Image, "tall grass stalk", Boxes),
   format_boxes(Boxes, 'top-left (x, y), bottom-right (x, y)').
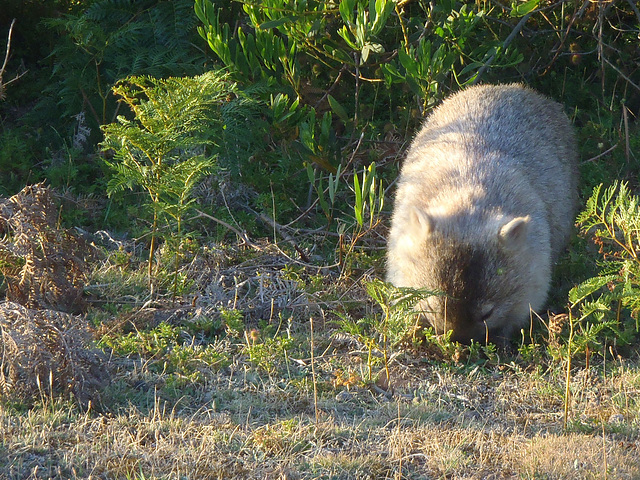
top-left (310, 317), bottom-right (319, 425)
top-left (563, 310), bottom-right (574, 432)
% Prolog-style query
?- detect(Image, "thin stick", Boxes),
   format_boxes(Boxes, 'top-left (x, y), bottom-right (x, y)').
top-left (602, 421), bottom-right (608, 480)
top-left (383, 305), bottom-right (391, 392)
top-left (603, 58), bottom-right (640, 94)
top-left (581, 143), bottom-right (618, 164)
top-left (1, 19), bottom-right (16, 76)
top-left (283, 131), bottom-right (365, 228)
top-left (395, 400), bottom-right (403, 480)
top-left (314, 65), bottom-right (346, 110)
top-left (252, 208), bottom-right (310, 262)
top-left (193, 209), bottom-right (260, 250)
top-left (0, 19), bottom-right (27, 99)
top-left (623, 104), bottom-right (630, 164)
top-left (541, 0), bottom-right (590, 76)
top-left (395, 3), bottom-right (410, 52)
top-left (354, 53), bottom-right (360, 128)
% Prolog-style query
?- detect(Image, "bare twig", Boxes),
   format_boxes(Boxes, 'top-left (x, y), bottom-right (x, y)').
top-left (80, 88), bottom-right (102, 128)
top-left (395, 3), bottom-right (410, 53)
top-left (314, 65), bottom-right (347, 110)
top-left (284, 131), bottom-right (366, 228)
top-left (0, 19), bottom-right (27, 100)
top-left (603, 57), bottom-right (640, 94)
top-left (623, 103), bottom-right (630, 164)
top-left (251, 208), bottom-right (310, 262)
top-left (597, 0), bottom-right (605, 96)
top-left (310, 317), bottom-right (319, 426)
top-left (193, 209), bottom-right (261, 251)
top-left (581, 143), bottom-right (618, 164)
top-left (540, 0), bottom-right (590, 76)
top-left (395, 401), bottom-right (403, 480)
top-left (602, 421), bottom-right (608, 480)
top-left (563, 310), bottom-right (574, 432)
top-left (0, 19), bottom-right (16, 76)
top-left (354, 53), bottom-right (360, 128)
top-left (473, 12), bottom-right (532, 85)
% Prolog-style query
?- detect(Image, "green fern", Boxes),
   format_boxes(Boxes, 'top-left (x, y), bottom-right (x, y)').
top-left (363, 278), bottom-right (440, 347)
top-left (43, 0), bottom-right (205, 128)
top-left (101, 71), bottom-right (234, 291)
top-left (569, 181), bottom-right (640, 350)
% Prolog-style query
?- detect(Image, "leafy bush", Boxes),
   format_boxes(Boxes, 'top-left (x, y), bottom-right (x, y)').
top-left (0, 0), bottom-right (208, 200)
top-left (568, 182), bottom-right (640, 352)
top-left (192, 0), bottom-right (528, 227)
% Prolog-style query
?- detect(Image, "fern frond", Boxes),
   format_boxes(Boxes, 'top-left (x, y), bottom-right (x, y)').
top-left (574, 181), bottom-right (640, 337)
top-left (569, 274), bottom-right (618, 307)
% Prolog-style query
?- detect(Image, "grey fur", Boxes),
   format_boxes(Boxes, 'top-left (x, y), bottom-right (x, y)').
top-left (386, 84), bottom-right (578, 343)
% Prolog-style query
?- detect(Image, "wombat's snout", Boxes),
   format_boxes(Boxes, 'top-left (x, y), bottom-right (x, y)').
top-left (418, 297), bottom-right (489, 344)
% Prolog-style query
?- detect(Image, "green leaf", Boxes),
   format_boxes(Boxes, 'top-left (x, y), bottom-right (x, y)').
top-left (360, 42), bottom-right (384, 64)
top-left (569, 275), bottom-right (618, 306)
top-left (258, 16), bottom-right (295, 30)
top-left (398, 47), bottom-right (419, 76)
top-left (354, 171), bottom-right (364, 227)
top-left (510, 0), bottom-right (539, 17)
top-left (339, 0), bottom-right (356, 24)
top-left (338, 25), bottom-right (358, 49)
top-left (306, 163), bottom-right (316, 185)
top-left (328, 95), bottom-right (350, 123)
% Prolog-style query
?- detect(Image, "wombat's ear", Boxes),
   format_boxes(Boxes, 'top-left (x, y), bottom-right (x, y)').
top-left (498, 216), bottom-right (530, 250)
top-left (409, 207), bottom-right (434, 237)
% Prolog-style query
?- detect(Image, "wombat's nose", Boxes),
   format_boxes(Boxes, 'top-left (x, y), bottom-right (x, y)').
top-left (450, 324), bottom-right (487, 344)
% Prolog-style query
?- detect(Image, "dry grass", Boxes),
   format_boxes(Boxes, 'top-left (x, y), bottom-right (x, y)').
top-left (1, 249), bottom-right (639, 479)
top-left (0, 350), bottom-right (638, 479)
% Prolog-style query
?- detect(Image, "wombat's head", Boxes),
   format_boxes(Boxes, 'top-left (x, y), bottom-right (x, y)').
top-left (387, 207), bottom-right (533, 343)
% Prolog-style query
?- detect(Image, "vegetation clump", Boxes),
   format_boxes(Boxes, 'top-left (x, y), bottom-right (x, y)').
top-left (0, 301), bottom-right (108, 407)
top-left (0, 183), bottom-right (90, 313)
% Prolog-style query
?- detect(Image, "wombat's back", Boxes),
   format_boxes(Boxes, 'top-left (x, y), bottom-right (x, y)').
top-left (403, 83), bottom-right (578, 258)
top-left (387, 84), bottom-right (578, 342)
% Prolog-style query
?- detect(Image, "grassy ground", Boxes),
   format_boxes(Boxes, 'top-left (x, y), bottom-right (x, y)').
top-left (1, 342), bottom-right (639, 479)
top-left (1, 233), bottom-right (639, 480)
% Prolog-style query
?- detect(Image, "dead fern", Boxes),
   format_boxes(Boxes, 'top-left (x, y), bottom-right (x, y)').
top-left (0, 301), bottom-right (108, 407)
top-left (0, 183), bottom-right (90, 313)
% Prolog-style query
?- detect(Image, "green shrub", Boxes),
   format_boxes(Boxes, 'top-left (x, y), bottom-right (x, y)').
top-left (101, 71), bottom-right (233, 289)
top-left (193, 0), bottom-right (527, 228)
top-left (564, 182), bottom-right (640, 359)
top-left (44, 0), bottom-right (205, 131)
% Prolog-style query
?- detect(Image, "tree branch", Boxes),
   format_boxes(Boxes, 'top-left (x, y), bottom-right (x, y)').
top-left (0, 19), bottom-right (28, 100)
top-left (0, 19), bottom-right (16, 77)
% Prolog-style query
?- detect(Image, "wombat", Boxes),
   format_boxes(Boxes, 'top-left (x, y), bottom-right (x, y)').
top-left (386, 84), bottom-right (578, 343)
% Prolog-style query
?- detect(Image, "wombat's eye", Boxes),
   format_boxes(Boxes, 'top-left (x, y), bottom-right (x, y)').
top-left (479, 305), bottom-right (495, 324)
